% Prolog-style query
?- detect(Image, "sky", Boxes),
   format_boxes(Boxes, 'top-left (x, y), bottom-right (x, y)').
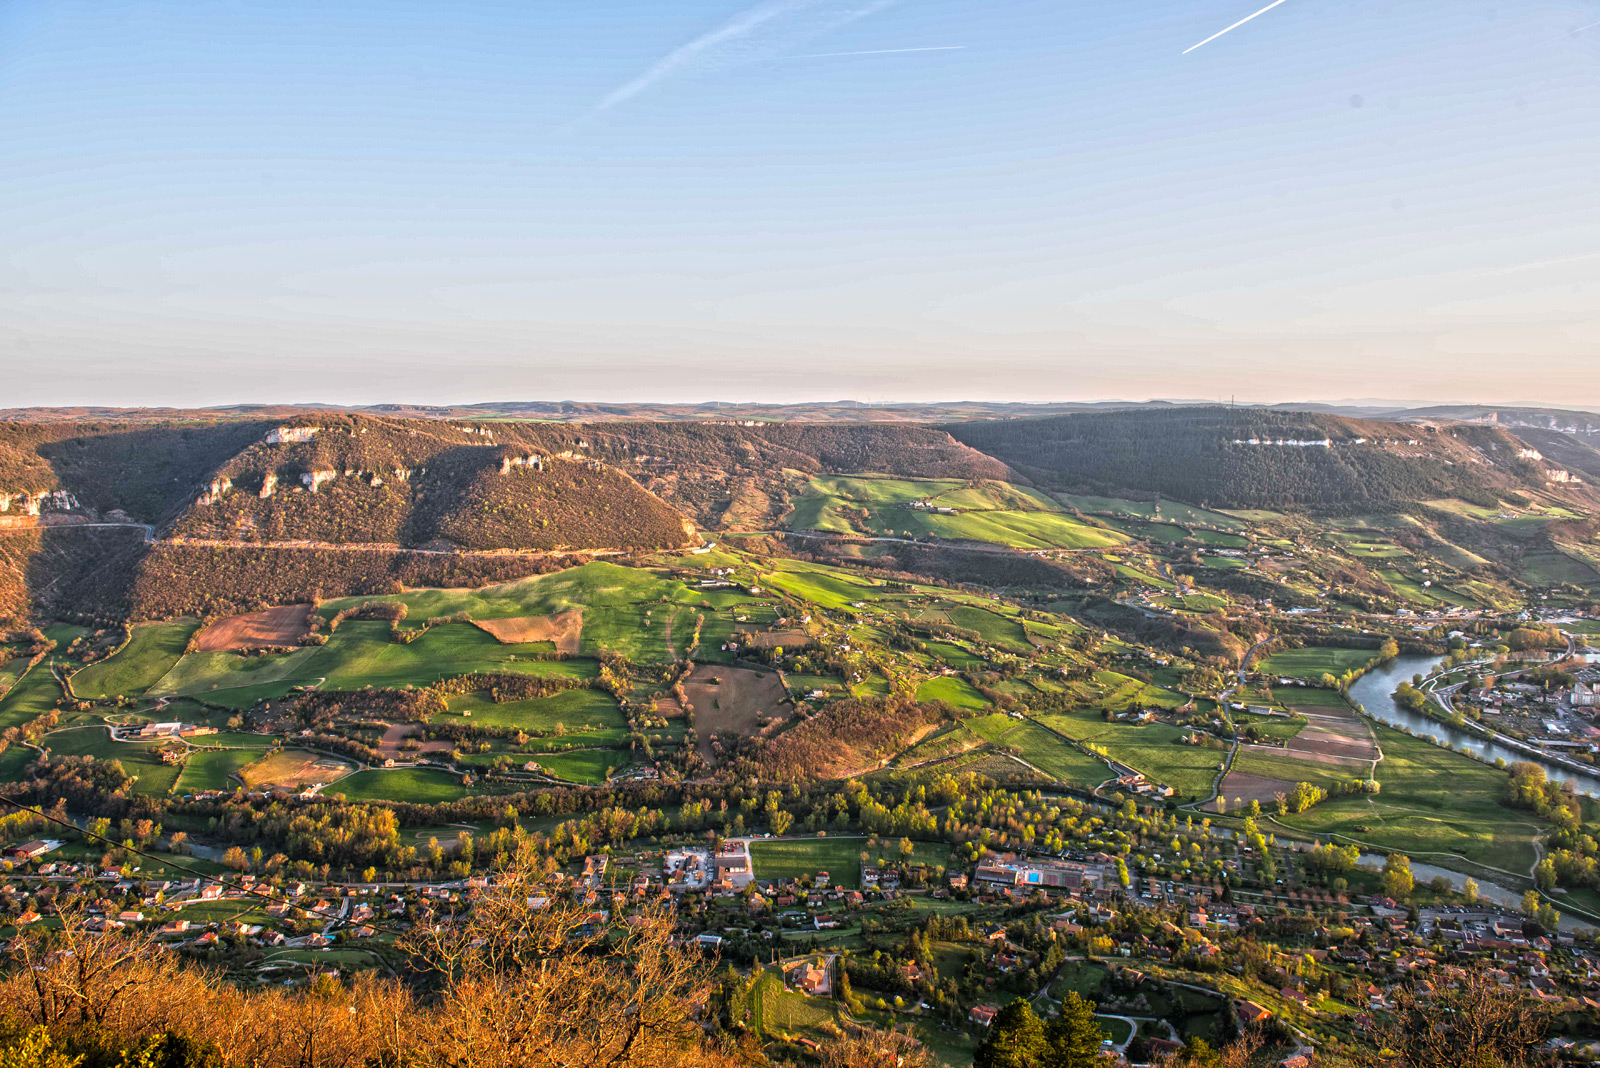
top-left (1, 0), bottom-right (1599, 408)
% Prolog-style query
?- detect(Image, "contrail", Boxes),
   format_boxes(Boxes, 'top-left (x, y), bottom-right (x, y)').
top-left (1183, 0), bottom-right (1292, 54)
top-left (573, 0), bottom-right (902, 124)
top-left (784, 45), bottom-right (965, 58)
top-left (1477, 251), bottom-right (1600, 278)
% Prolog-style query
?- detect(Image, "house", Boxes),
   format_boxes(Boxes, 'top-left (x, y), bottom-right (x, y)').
top-left (1237, 1000), bottom-right (1272, 1026)
top-left (969, 1005), bottom-right (999, 1028)
top-left (792, 960), bottom-right (831, 996)
top-left (3, 840), bottom-right (52, 860)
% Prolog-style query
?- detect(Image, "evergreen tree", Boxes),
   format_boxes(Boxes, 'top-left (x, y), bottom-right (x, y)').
top-left (1040, 993), bottom-right (1106, 1068)
top-left (973, 999), bottom-right (1046, 1068)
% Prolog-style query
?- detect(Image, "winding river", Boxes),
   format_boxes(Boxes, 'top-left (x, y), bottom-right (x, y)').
top-left (1347, 654), bottom-right (1600, 799)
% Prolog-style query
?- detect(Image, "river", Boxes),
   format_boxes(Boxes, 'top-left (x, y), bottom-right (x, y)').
top-left (1346, 654), bottom-right (1600, 799)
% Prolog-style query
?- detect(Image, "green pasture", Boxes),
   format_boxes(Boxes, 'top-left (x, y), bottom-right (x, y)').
top-left (146, 646), bottom-right (323, 701)
top-left (328, 767), bottom-right (471, 804)
top-left (1057, 495), bottom-right (1247, 531)
top-left (176, 748), bottom-right (258, 793)
top-left (1274, 725), bottom-right (1538, 873)
top-left (922, 640), bottom-right (984, 671)
top-left (963, 714), bottom-right (1108, 786)
top-left (443, 688), bottom-right (624, 732)
top-left (1259, 647), bottom-right (1380, 680)
top-left (749, 837), bottom-right (865, 887)
top-left (40, 726), bottom-right (180, 796)
top-left (914, 675), bottom-right (989, 711)
top-left (758, 560), bottom-right (884, 610)
top-left (319, 561), bottom-right (719, 662)
top-left (786, 475), bottom-right (1129, 550)
top-left (319, 561), bottom-right (674, 621)
top-left (0, 664), bottom-right (62, 731)
top-left (1234, 714), bottom-right (1308, 744)
top-left (532, 748), bottom-right (618, 784)
top-left (0, 746), bottom-right (34, 781)
top-left (1037, 712), bottom-right (1224, 799)
top-left (940, 605), bottom-right (1031, 650)
top-left (72, 621), bottom-right (200, 699)
top-left (1275, 688), bottom-right (1353, 711)
top-left (0, 656), bottom-right (30, 693)
top-left (313, 623), bottom-right (593, 690)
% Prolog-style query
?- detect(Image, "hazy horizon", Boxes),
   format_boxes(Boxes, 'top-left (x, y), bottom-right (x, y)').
top-left (7, 395), bottom-right (1600, 416)
top-left (4, 0), bottom-right (1599, 407)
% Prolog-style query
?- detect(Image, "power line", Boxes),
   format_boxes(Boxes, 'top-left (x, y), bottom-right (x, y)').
top-left (0, 794), bottom-right (414, 939)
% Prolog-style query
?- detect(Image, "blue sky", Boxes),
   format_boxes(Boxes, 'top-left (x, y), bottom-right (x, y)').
top-left (2, 0), bottom-right (1598, 406)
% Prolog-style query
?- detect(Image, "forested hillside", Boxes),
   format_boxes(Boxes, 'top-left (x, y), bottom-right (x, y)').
top-left (950, 407), bottom-right (1579, 511)
top-left (172, 417), bottom-right (696, 552)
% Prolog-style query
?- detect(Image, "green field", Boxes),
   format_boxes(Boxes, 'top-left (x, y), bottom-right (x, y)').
top-left (147, 624), bottom-right (598, 703)
top-left (328, 767), bottom-right (471, 804)
top-left (0, 655), bottom-right (30, 693)
top-left (313, 623), bottom-right (592, 691)
top-left (533, 748), bottom-right (618, 784)
top-left (1233, 713), bottom-right (1308, 744)
top-left (317, 561), bottom-right (726, 663)
top-left (749, 837), bottom-right (866, 887)
top-left (319, 561), bottom-right (675, 622)
top-left (744, 968), bottom-right (844, 1039)
top-left (1274, 724), bottom-right (1540, 872)
top-left (757, 559), bottom-right (885, 611)
top-left (146, 646), bottom-right (324, 701)
top-left (962, 713), bottom-right (1109, 786)
top-left (1275, 688), bottom-right (1353, 711)
top-left (0, 664), bottom-right (62, 731)
top-left (1037, 711), bottom-right (1225, 799)
top-left (176, 748), bottom-right (259, 792)
top-left (939, 605), bottom-right (1031, 651)
top-left (1057, 494), bottom-right (1248, 531)
top-left (444, 688), bottom-right (625, 733)
top-left (40, 726), bottom-right (181, 796)
top-left (72, 621), bottom-right (200, 699)
top-left (915, 676), bottom-right (989, 712)
top-left (0, 746), bottom-right (35, 781)
top-left (786, 475), bottom-right (1130, 550)
top-left (1259, 647), bottom-right (1380, 680)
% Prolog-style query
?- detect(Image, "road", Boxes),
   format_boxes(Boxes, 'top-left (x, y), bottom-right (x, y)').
top-left (1185, 635), bottom-right (1277, 810)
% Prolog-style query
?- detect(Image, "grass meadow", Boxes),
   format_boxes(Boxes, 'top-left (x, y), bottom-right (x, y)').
top-left (72, 621), bottom-right (200, 699)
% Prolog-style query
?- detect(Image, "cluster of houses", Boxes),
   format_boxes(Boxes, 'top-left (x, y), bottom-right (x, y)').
top-left (1462, 666), bottom-right (1600, 752)
top-left (113, 721), bottom-right (218, 741)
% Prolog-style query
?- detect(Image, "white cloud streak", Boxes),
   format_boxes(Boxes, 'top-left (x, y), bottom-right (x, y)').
top-left (1183, 0), bottom-right (1292, 54)
top-left (574, 0), bottom-right (902, 123)
top-left (783, 45), bottom-right (964, 58)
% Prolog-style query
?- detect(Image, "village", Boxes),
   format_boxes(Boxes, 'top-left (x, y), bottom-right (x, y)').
top-left (6, 822), bottom-right (1600, 1066)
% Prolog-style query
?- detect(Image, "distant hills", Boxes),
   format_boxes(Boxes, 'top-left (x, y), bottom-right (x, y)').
top-left (2, 403), bottom-right (1596, 625)
top-left (949, 407), bottom-right (1593, 512)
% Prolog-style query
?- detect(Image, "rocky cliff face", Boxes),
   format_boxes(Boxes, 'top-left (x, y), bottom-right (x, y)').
top-left (170, 414), bottom-right (698, 551)
top-left (0, 489), bottom-right (82, 517)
